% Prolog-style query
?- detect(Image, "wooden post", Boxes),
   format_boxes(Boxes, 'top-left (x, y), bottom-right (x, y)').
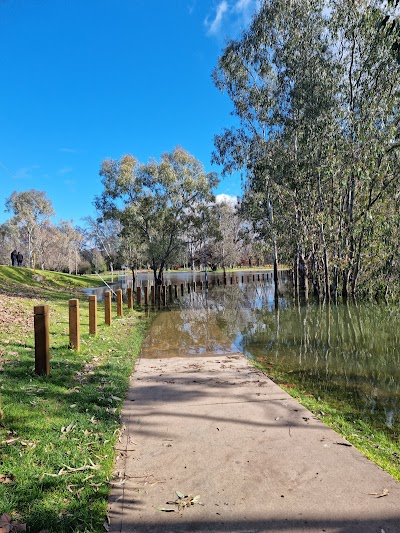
top-left (174, 285), bottom-right (178, 298)
top-left (187, 282), bottom-right (191, 293)
top-left (169, 284), bottom-right (173, 302)
top-left (258, 274), bottom-right (260, 281)
top-left (104, 291), bottom-right (112, 325)
top-left (181, 283), bottom-right (184, 296)
top-left (230, 277), bottom-right (233, 285)
top-left (127, 287), bottom-right (133, 309)
top-left (116, 289), bottom-right (123, 317)
top-left (69, 299), bottom-right (80, 351)
top-left (34, 305), bottom-right (50, 375)
top-left (151, 285), bottom-right (155, 306)
top-left (162, 285), bottom-right (167, 306)
top-left (156, 285), bottom-right (161, 308)
top-left (136, 286), bottom-right (142, 307)
top-left (89, 295), bottom-right (97, 335)
top-left (242, 276), bottom-right (244, 283)
top-left (144, 285), bottom-right (149, 306)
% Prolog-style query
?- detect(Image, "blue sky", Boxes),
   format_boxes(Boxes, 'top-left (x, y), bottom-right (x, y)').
top-left (0, 0), bottom-right (260, 226)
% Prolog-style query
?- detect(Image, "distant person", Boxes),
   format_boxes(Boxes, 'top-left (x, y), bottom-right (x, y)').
top-left (11, 249), bottom-right (17, 266)
top-left (17, 251), bottom-right (23, 267)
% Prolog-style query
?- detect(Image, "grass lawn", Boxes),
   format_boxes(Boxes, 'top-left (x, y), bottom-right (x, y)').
top-left (0, 267), bottom-right (148, 532)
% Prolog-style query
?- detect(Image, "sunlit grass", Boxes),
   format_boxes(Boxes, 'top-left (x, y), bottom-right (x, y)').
top-left (0, 269), bottom-right (148, 532)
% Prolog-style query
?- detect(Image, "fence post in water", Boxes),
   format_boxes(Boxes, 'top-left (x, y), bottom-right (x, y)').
top-left (127, 287), bottom-right (133, 309)
top-left (181, 283), bottom-right (184, 296)
top-left (169, 284), bottom-right (173, 302)
top-left (151, 285), bottom-right (155, 307)
top-left (104, 291), bottom-right (112, 325)
top-left (174, 285), bottom-right (178, 298)
top-left (136, 286), bottom-right (142, 307)
top-left (89, 295), bottom-right (97, 335)
top-left (162, 285), bottom-right (166, 306)
top-left (144, 285), bottom-right (149, 306)
top-left (156, 285), bottom-right (161, 307)
top-left (116, 289), bottom-right (123, 317)
top-left (69, 299), bottom-right (80, 351)
top-left (187, 282), bottom-right (191, 294)
top-left (34, 305), bottom-right (50, 376)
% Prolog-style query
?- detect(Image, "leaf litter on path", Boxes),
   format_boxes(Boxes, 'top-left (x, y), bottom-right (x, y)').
top-left (159, 491), bottom-right (203, 512)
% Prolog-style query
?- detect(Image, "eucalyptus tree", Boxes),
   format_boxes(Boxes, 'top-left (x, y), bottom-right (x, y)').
top-left (328, 1), bottom-right (400, 297)
top-left (5, 189), bottom-right (55, 268)
top-left (214, 0), bottom-right (400, 300)
top-left (95, 147), bottom-right (218, 284)
top-left (83, 215), bottom-right (122, 278)
top-left (213, 0), bottom-right (339, 301)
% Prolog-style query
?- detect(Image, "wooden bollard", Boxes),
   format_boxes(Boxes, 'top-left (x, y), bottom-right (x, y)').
top-left (151, 285), bottom-right (155, 306)
top-left (162, 285), bottom-right (167, 306)
top-left (89, 295), bottom-right (97, 335)
top-left (230, 277), bottom-right (233, 285)
top-left (169, 284), bottom-right (173, 302)
top-left (116, 289), bottom-right (123, 317)
top-left (253, 274), bottom-right (255, 281)
top-left (156, 285), bottom-right (161, 306)
top-left (181, 283), bottom-right (184, 296)
top-left (104, 291), bottom-right (112, 325)
top-left (258, 274), bottom-right (260, 281)
top-left (69, 299), bottom-right (80, 351)
top-left (127, 287), bottom-right (133, 309)
top-left (174, 285), bottom-right (178, 298)
top-left (144, 285), bottom-right (149, 306)
top-left (34, 305), bottom-right (50, 375)
top-left (242, 276), bottom-right (244, 283)
top-left (262, 273), bottom-right (265, 280)
top-left (136, 286), bottom-right (142, 307)
top-left (187, 282), bottom-right (191, 293)
top-left (200, 281), bottom-right (203, 290)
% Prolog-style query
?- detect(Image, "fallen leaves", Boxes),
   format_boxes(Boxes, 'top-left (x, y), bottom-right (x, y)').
top-left (0, 474), bottom-right (15, 484)
top-left (0, 513), bottom-right (26, 532)
top-left (369, 488), bottom-right (389, 498)
top-left (43, 460), bottom-right (101, 477)
top-left (159, 491), bottom-right (203, 512)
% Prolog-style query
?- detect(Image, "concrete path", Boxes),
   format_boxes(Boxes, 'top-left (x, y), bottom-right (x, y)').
top-left (108, 353), bottom-right (400, 533)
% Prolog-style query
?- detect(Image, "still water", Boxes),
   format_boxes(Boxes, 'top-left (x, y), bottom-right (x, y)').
top-left (139, 271), bottom-right (400, 436)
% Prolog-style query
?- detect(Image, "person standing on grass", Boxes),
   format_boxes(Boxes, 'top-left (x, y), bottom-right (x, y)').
top-left (17, 251), bottom-right (23, 267)
top-left (11, 249), bottom-right (17, 266)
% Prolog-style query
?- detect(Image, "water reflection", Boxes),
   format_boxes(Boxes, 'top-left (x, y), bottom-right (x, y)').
top-left (141, 272), bottom-right (399, 434)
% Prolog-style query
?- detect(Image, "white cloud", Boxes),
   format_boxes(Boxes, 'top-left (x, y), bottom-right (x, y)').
top-left (205, 1), bottom-right (229, 35)
top-left (215, 193), bottom-right (238, 206)
top-left (205, 0), bottom-right (260, 38)
top-left (188, 0), bottom-right (196, 15)
top-left (13, 165), bottom-right (39, 180)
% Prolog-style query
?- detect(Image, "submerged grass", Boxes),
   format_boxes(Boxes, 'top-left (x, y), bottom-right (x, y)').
top-left (252, 360), bottom-right (400, 481)
top-left (0, 268), bottom-right (148, 532)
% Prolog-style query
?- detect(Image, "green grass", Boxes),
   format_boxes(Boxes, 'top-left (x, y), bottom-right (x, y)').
top-left (252, 360), bottom-right (400, 481)
top-left (0, 268), bottom-right (148, 532)
top-left (0, 266), bottom-right (105, 300)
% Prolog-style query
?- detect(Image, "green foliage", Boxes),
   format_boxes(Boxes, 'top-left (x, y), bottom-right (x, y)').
top-left (95, 147), bottom-right (218, 282)
top-left (213, 0), bottom-right (400, 299)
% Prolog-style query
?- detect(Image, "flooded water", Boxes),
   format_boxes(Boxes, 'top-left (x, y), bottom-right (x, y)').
top-left (138, 270), bottom-right (400, 436)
